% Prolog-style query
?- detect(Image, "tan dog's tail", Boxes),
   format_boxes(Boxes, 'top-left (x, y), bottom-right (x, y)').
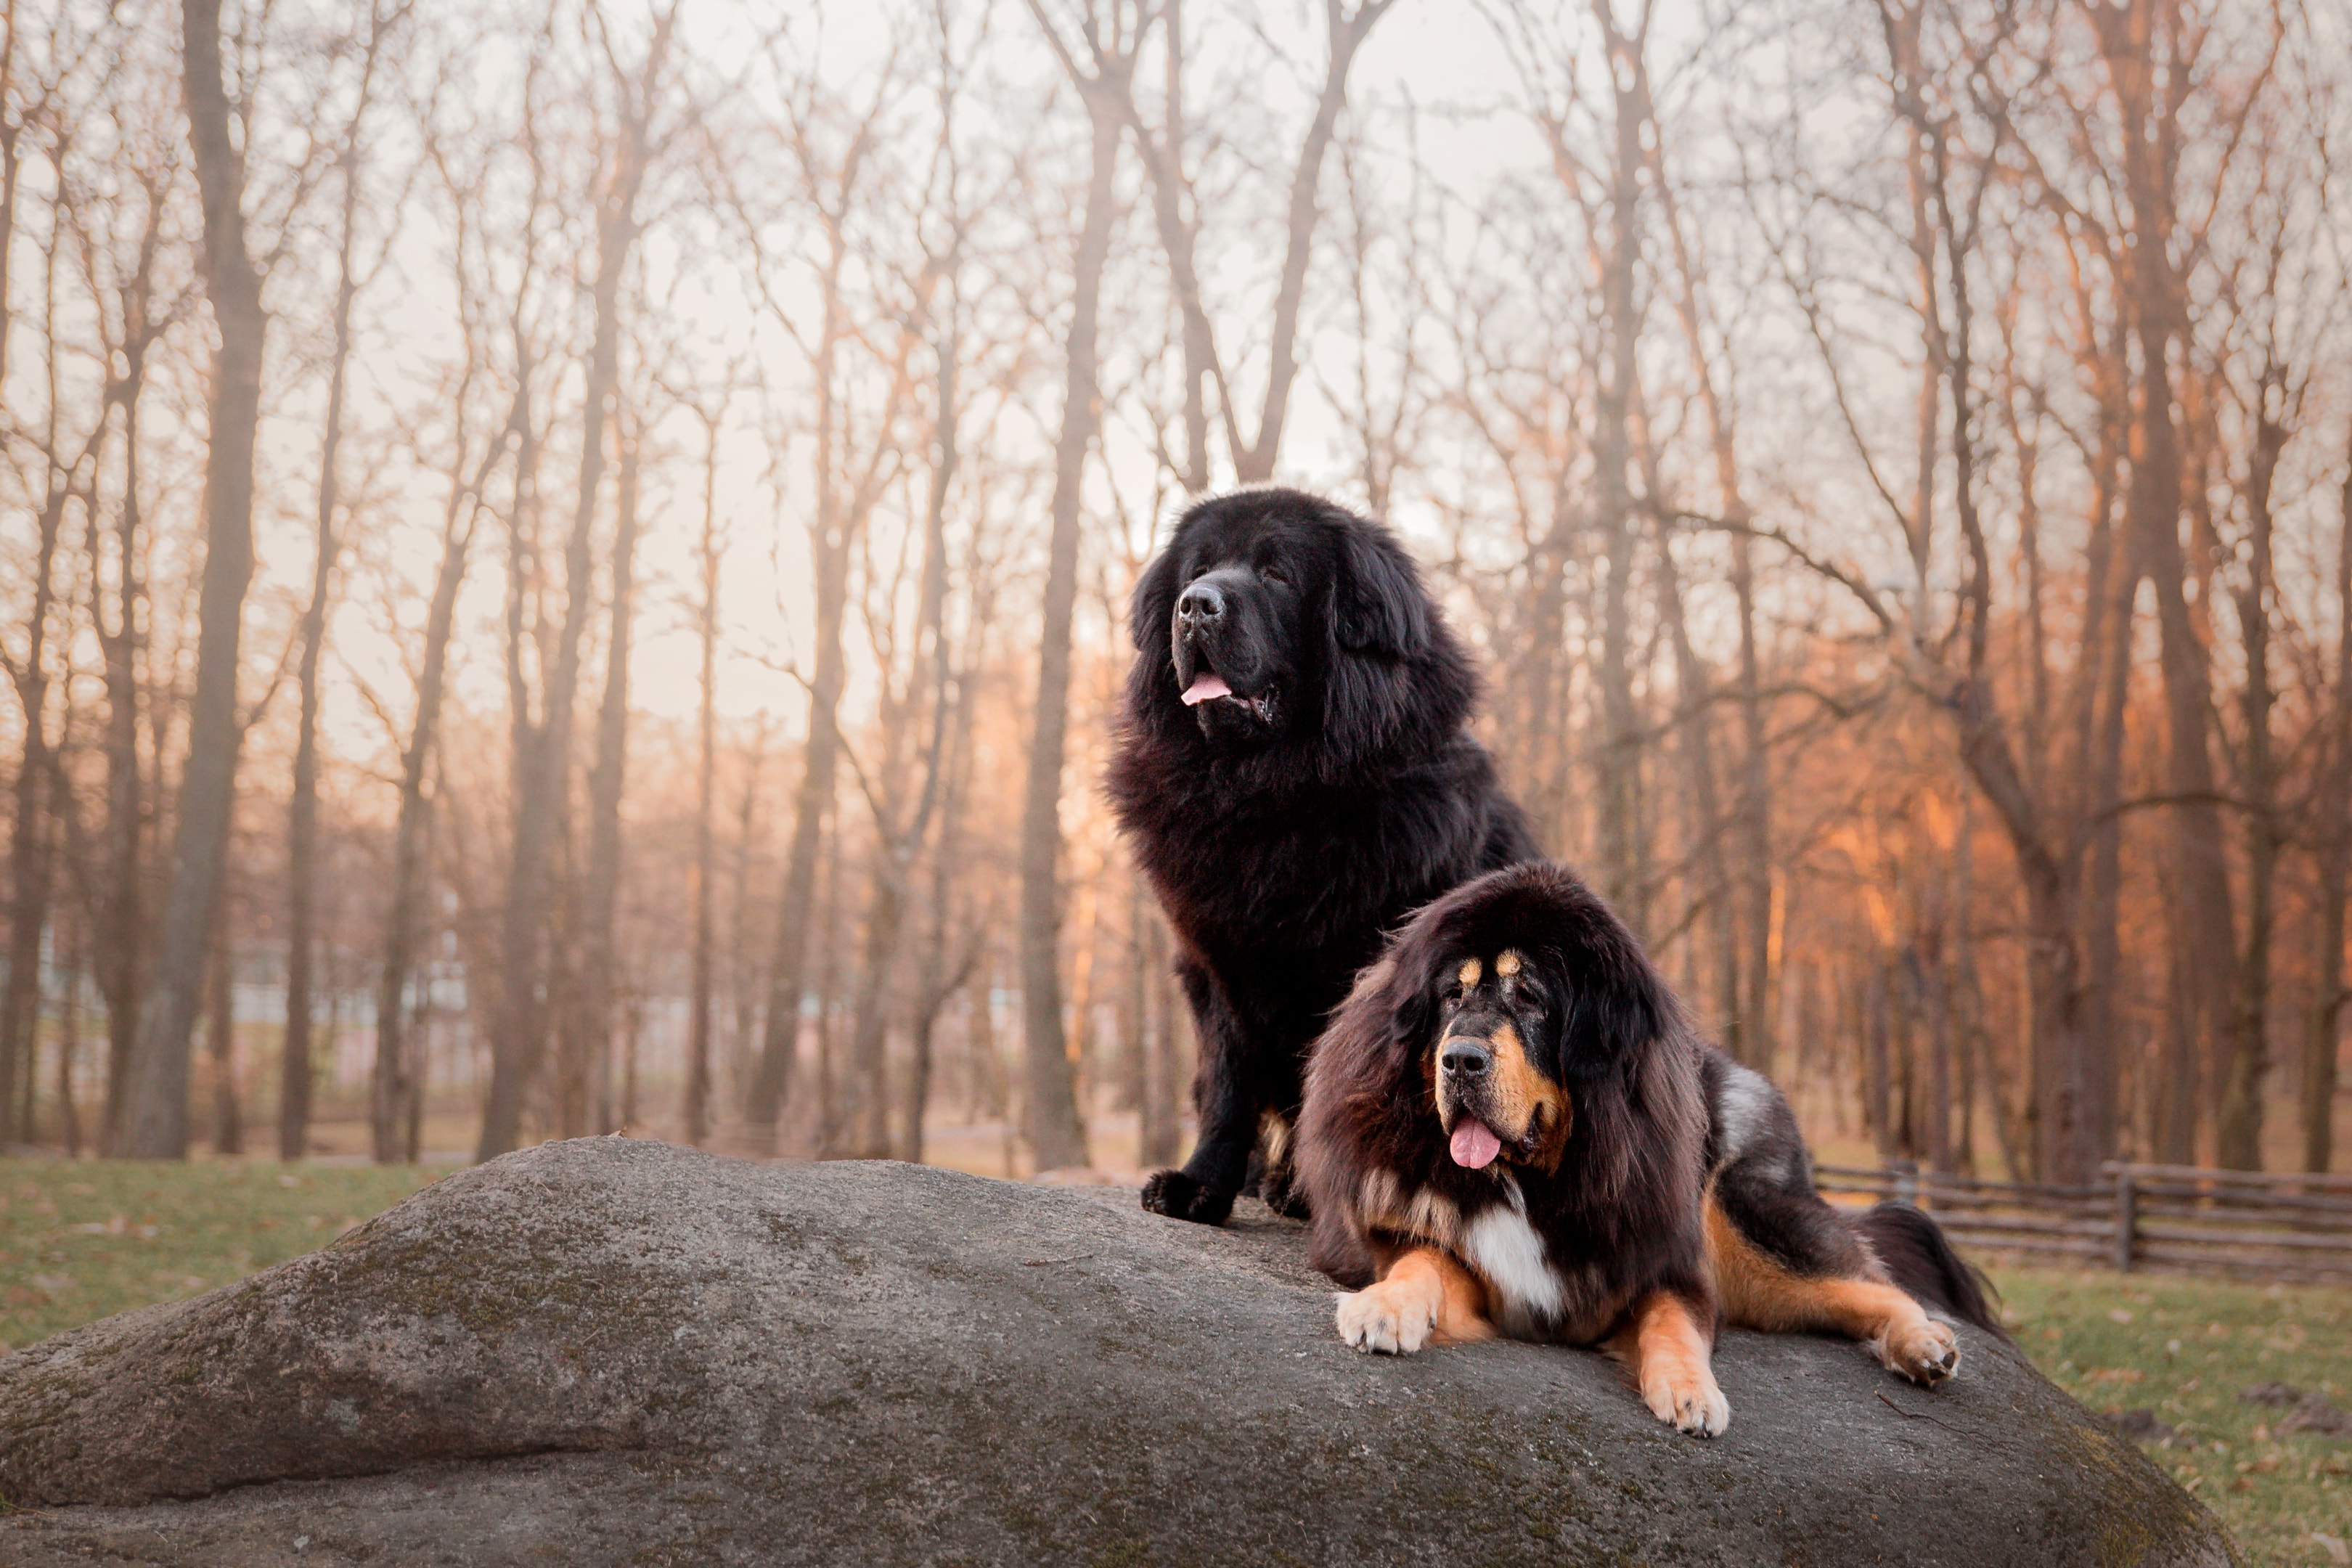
top-left (1853, 1201), bottom-right (2008, 1340)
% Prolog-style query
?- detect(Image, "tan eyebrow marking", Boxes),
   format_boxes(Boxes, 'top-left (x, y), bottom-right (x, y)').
top-left (1457, 957), bottom-right (1482, 988)
top-left (1495, 950), bottom-right (1523, 978)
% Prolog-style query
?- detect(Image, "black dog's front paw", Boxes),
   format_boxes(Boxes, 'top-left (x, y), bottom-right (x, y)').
top-left (1141, 1169), bottom-right (1236, 1225)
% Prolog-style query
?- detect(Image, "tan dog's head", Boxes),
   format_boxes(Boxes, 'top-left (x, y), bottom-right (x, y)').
top-left (1426, 947), bottom-right (1572, 1174)
top-left (1374, 865), bottom-right (1681, 1177)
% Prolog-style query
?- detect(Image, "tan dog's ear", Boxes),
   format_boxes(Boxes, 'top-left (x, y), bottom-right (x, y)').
top-left (1386, 935), bottom-right (1450, 1054)
top-left (1556, 931), bottom-right (1676, 1082)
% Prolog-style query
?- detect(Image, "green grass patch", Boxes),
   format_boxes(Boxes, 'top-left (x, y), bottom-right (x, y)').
top-left (1991, 1265), bottom-right (2352, 1568)
top-left (1, 1159), bottom-right (437, 1353)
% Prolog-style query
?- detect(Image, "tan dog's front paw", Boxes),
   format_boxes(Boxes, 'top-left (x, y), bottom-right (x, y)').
top-left (1640, 1359), bottom-right (1730, 1437)
top-left (1878, 1318), bottom-right (1960, 1385)
top-left (1335, 1282), bottom-right (1437, 1355)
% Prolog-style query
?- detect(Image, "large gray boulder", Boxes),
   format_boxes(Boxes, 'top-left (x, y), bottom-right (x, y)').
top-left (0, 1138), bottom-right (2230, 1567)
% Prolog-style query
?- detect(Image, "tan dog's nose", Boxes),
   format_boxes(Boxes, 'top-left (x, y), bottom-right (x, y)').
top-left (1439, 1037), bottom-right (1492, 1078)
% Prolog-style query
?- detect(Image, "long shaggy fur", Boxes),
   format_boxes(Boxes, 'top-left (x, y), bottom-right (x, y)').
top-left (1108, 489), bottom-right (1538, 1224)
top-left (1299, 864), bottom-right (1713, 1340)
top-left (1300, 860), bottom-right (2004, 1366)
top-left (1853, 1201), bottom-right (2006, 1338)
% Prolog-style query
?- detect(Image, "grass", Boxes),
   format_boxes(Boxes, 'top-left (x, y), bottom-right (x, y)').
top-left (4, 1160), bottom-right (2348, 1564)
top-left (1, 1159), bottom-right (438, 1353)
top-left (1987, 1265), bottom-right (2351, 1568)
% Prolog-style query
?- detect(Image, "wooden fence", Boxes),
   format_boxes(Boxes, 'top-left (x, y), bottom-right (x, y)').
top-left (1811, 1161), bottom-right (2352, 1287)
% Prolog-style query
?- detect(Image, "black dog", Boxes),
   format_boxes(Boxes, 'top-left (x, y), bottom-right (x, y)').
top-left (1298, 862), bottom-right (2003, 1436)
top-left (1107, 489), bottom-right (1538, 1225)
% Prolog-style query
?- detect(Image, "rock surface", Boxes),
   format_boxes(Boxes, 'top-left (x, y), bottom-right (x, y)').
top-left (0, 1138), bottom-right (2231, 1567)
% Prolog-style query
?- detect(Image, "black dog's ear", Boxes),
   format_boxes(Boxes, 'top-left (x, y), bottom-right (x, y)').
top-left (1553, 936), bottom-right (1673, 1082)
top-left (1331, 522), bottom-right (1431, 658)
top-left (1130, 542), bottom-right (1185, 654)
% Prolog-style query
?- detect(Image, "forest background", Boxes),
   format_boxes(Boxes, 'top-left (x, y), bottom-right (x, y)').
top-left (3, 0), bottom-right (2350, 1191)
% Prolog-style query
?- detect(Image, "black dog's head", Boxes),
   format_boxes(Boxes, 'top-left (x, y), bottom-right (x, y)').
top-left (1127, 489), bottom-right (1456, 761)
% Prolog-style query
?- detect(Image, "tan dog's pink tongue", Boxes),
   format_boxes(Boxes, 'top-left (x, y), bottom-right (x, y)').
top-left (1450, 1119), bottom-right (1502, 1169)
top-left (1181, 673), bottom-right (1232, 706)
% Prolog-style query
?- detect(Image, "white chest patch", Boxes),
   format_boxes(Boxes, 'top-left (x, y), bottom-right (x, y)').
top-left (1461, 1186), bottom-right (1564, 1334)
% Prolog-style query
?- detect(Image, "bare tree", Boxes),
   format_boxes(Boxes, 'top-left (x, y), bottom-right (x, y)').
top-left (2091, 0), bottom-right (2242, 1166)
top-left (564, 412), bottom-right (645, 1136)
top-left (738, 41), bottom-right (936, 1153)
top-left (1016, 0), bottom-right (1150, 1172)
top-left (113, 0), bottom-right (269, 1158)
top-left (2218, 346), bottom-right (2295, 1167)
top-left (679, 376), bottom-right (733, 1148)
top-left (1122, 0), bottom-right (1397, 489)
top-left (285, 0), bottom-right (404, 1161)
top-left (372, 79), bottom-right (536, 1161)
top-left (477, 1), bottom-right (677, 1162)
top-left (2304, 437), bottom-right (2352, 1173)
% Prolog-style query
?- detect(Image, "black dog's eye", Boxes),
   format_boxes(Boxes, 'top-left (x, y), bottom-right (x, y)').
top-left (1261, 563), bottom-right (1289, 586)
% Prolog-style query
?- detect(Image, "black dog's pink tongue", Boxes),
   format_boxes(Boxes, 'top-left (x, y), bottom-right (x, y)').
top-left (1182, 673), bottom-right (1232, 706)
top-left (1450, 1119), bottom-right (1502, 1169)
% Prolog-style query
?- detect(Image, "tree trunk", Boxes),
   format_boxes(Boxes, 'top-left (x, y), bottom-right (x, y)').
top-left (1654, 515), bottom-right (1735, 1043)
top-left (2095, 0), bottom-right (2237, 1156)
top-left (567, 437), bottom-right (643, 1140)
top-left (208, 928), bottom-right (240, 1156)
top-left (1588, 9), bottom-right (1649, 934)
top-left (1016, 95), bottom-right (1120, 1175)
top-left (2218, 395), bottom-right (2287, 1169)
top-left (1652, 162), bottom-right (1773, 1068)
top-left (96, 351), bottom-right (147, 1148)
top-left (375, 389), bottom-right (510, 1163)
top-left (902, 573), bottom-right (981, 1166)
top-left (742, 203), bottom-right (874, 1153)
top-left (684, 417), bottom-right (722, 1149)
top-left (283, 4), bottom-right (393, 1163)
top-left (283, 83), bottom-right (372, 1164)
top-left (0, 491), bottom-right (62, 1143)
top-left (745, 474), bottom-right (849, 1152)
top-left (476, 16), bottom-right (668, 1162)
top-left (2079, 507), bottom-right (2136, 1160)
top-left (54, 927), bottom-right (79, 1156)
top-left (2304, 440), bottom-right (2352, 1174)
top-left (115, 0), bottom-right (266, 1159)
top-left (726, 735), bottom-right (769, 1108)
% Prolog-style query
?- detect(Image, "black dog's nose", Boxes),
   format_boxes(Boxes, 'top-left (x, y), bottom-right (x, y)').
top-left (1440, 1039), bottom-right (1492, 1077)
top-left (1177, 581), bottom-right (1225, 625)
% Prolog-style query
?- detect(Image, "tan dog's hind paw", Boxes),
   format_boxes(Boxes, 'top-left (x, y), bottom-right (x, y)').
top-left (1877, 1318), bottom-right (1960, 1386)
top-left (1641, 1361), bottom-right (1731, 1437)
top-left (1335, 1283), bottom-right (1437, 1354)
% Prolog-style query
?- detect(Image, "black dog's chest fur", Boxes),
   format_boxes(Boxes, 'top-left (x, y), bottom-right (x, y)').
top-left (1137, 737), bottom-right (1512, 957)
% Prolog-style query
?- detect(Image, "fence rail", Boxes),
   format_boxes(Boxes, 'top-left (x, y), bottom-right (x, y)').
top-left (1810, 1161), bottom-right (2352, 1286)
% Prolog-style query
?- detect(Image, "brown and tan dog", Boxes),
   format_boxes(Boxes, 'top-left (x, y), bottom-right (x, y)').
top-left (1297, 862), bottom-right (2004, 1436)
